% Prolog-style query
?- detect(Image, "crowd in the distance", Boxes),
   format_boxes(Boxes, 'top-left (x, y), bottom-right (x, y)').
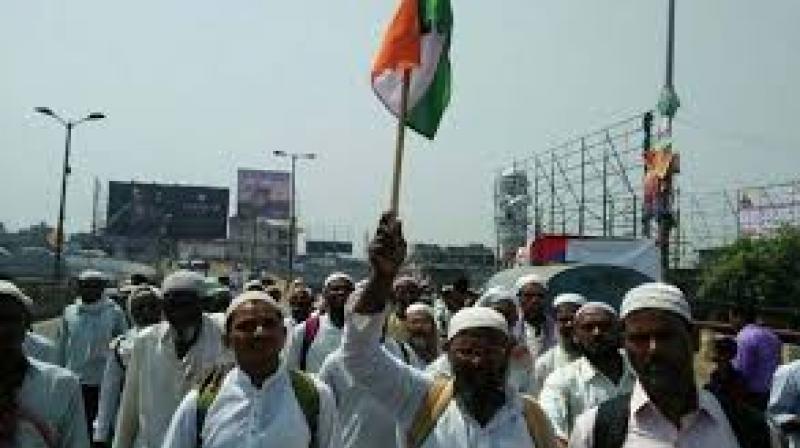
top-left (2, 213), bottom-right (800, 448)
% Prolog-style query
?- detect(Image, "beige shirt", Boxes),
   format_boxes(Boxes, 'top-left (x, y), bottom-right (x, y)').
top-left (569, 380), bottom-right (741, 448)
top-left (112, 314), bottom-right (231, 448)
top-left (539, 354), bottom-right (636, 439)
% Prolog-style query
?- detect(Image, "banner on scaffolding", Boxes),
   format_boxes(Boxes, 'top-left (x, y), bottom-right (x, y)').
top-left (738, 184), bottom-right (800, 236)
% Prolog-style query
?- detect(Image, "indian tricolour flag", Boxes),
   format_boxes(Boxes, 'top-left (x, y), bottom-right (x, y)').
top-left (371, 0), bottom-right (453, 140)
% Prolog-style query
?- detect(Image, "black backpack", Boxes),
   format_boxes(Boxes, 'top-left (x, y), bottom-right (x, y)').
top-left (593, 391), bottom-right (771, 448)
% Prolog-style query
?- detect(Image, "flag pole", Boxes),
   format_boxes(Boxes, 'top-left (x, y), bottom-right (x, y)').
top-left (390, 68), bottom-right (412, 214)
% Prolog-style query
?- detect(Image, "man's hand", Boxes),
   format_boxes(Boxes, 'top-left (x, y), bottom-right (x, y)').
top-left (369, 212), bottom-right (407, 281)
top-left (353, 212), bottom-right (407, 314)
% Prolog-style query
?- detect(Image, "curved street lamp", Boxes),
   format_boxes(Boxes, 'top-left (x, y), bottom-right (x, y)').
top-left (35, 107), bottom-right (106, 282)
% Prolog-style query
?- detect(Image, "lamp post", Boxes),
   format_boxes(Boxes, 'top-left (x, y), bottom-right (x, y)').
top-left (273, 150), bottom-right (316, 287)
top-left (35, 107), bottom-right (105, 282)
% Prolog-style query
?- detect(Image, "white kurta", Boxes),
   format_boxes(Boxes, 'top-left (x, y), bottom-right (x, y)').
top-left (93, 328), bottom-right (139, 442)
top-left (538, 355), bottom-right (636, 439)
top-left (161, 365), bottom-right (341, 448)
top-left (55, 297), bottom-right (129, 385)
top-left (112, 314), bottom-right (231, 448)
top-left (285, 314), bottom-right (343, 374)
top-left (342, 307), bottom-right (548, 448)
top-left (23, 331), bottom-right (58, 365)
top-left (14, 357), bottom-right (90, 448)
top-left (569, 381), bottom-right (742, 448)
top-left (531, 344), bottom-right (579, 398)
top-left (319, 339), bottom-right (418, 448)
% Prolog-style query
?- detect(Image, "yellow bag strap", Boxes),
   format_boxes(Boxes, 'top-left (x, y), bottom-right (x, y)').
top-left (521, 395), bottom-right (559, 448)
top-left (407, 376), bottom-right (454, 448)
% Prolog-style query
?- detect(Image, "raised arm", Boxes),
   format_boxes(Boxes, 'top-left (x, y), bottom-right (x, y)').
top-left (341, 213), bottom-right (430, 429)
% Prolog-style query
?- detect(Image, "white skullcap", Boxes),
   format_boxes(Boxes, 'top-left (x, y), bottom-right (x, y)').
top-left (621, 282), bottom-right (691, 322)
top-left (78, 270), bottom-right (105, 282)
top-left (553, 293), bottom-right (588, 308)
top-left (514, 273), bottom-right (547, 293)
top-left (393, 275), bottom-right (419, 288)
top-left (406, 302), bottom-right (435, 319)
top-left (447, 306), bottom-right (509, 341)
top-left (475, 286), bottom-right (519, 308)
top-left (224, 291), bottom-right (284, 330)
top-left (244, 279), bottom-right (264, 291)
top-left (0, 280), bottom-right (33, 312)
top-left (162, 270), bottom-right (205, 296)
top-left (324, 272), bottom-right (353, 288)
top-left (575, 301), bottom-right (618, 320)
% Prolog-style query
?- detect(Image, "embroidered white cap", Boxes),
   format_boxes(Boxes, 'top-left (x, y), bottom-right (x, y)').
top-left (620, 282), bottom-right (691, 322)
top-left (447, 306), bottom-right (509, 341)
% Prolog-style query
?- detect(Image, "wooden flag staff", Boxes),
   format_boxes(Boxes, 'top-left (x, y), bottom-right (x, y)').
top-left (390, 68), bottom-right (412, 214)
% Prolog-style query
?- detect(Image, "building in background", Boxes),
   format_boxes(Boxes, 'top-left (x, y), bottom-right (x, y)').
top-left (406, 243), bottom-right (496, 289)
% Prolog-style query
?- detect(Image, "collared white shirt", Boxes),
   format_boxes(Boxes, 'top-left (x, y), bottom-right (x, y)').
top-left (23, 331), bottom-right (58, 365)
top-left (55, 297), bottom-right (129, 385)
top-left (531, 344), bottom-right (579, 398)
top-left (319, 339), bottom-right (414, 448)
top-left (286, 314), bottom-right (343, 374)
top-left (161, 364), bottom-right (341, 448)
top-left (113, 314), bottom-right (231, 448)
top-left (539, 354), bottom-right (636, 439)
top-left (14, 357), bottom-right (90, 448)
top-left (569, 380), bottom-right (742, 448)
top-left (342, 306), bottom-right (548, 448)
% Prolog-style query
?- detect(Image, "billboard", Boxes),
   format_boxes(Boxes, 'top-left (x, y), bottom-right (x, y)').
top-left (106, 181), bottom-right (229, 240)
top-left (305, 240), bottom-right (353, 255)
top-left (237, 169), bottom-right (291, 219)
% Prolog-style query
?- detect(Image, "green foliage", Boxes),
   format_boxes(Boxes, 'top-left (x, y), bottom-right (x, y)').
top-left (697, 226), bottom-right (800, 308)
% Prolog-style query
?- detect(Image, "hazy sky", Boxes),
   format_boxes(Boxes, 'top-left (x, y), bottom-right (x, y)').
top-left (2, 0), bottom-right (798, 252)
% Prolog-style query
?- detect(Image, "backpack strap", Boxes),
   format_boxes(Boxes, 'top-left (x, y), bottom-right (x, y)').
top-left (299, 315), bottom-right (321, 372)
top-left (289, 369), bottom-right (320, 448)
top-left (710, 389), bottom-right (771, 448)
top-left (593, 393), bottom-right (630, 448)
top-left (195, 364), bottom-right (234, 447)
top-left (521, 395), bottom-right (558, 448)
top-left (407, 376), bottom-right (454, 448)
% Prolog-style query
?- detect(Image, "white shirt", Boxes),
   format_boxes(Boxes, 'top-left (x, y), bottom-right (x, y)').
top-left (23, 331), bottom-right (58, 365)
top-left (538, 354), bottom-right (636, 439)
top-left (161, 364), bottom-right (341, 448)
top-left (569, 380), bottom-right (741, 448)
top-left (319, 339), bottom-right (416, 448)
top-left (55, 297), bottom-right (129, 385)
top-left (113, 314), bottom-right (231, 448)
top-left (14, 357), bottom-right (90, 448)
top-left (531, 344), bottom-right (579, 398)
top-left (342, 307), bottom-right (546, 448)
top-left (93, 327), bottom-right (140, 442)
top-left (286, 314), bottom-right (343, 374)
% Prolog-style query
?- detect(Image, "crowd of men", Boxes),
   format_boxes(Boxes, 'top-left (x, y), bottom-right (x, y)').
top-left (1, 212), bottom-right (799, 447)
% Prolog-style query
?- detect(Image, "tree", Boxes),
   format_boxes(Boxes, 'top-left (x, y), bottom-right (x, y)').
top-left (697, 226), bottom-right (800, 309)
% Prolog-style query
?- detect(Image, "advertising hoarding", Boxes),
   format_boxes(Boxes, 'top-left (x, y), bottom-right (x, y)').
top-left (106, 181), bottom-right (229, 239)
top-left (237, 169), bottom-right (291, 219)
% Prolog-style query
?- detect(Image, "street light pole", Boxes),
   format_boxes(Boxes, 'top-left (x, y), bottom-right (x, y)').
top-left (35, 107), bottom-right (105, 283)
top-left (273, 150), bottom-right (316, 288)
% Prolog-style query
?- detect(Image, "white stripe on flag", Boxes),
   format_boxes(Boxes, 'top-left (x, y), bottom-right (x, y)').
top-left (373, 32), bottom-right (445, 117)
